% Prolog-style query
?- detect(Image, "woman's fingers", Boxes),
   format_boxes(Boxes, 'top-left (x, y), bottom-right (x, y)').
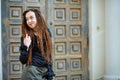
top-left (26, 34), bottom-right (31, 39)
top-left (26, 34), bottom-right (28, 38)
top-left (24, 34), bottom-right (31, 47)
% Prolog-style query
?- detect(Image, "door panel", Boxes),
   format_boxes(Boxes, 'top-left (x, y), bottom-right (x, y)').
top-left (48, 0), bottom-right (88, 80)
top-left (2, 0), bottom-right (88, 80)
top-left (2, 0), bottom-right (45, 80)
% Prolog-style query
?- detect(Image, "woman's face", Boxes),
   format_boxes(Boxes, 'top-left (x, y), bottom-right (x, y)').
top-left (25, 11), bottom-right (37, 29)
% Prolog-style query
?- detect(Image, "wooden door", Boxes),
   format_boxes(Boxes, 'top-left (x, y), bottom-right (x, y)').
top-left (2, 0), bottom-right (46, 80)
top-left (47, 0), bottom-right (89, 80)
top-left (1, 0), bottom-right (88, 80)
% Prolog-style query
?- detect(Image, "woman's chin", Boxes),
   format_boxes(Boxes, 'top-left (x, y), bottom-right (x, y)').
top-left (29, 26), bottom-right (35, 29)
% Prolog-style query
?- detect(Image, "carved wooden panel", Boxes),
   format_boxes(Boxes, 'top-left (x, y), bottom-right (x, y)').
top-left (70, 8), bottom-right (81, 20)
top-left (49, 0), bottom-right (88, 80)
top-left (54, 8), bottom-right (65, 20)
top-left (70, 42), bottom-right (81, 54)
top-left (10, 61), bottom-right (22, 74)
top-left (3, 0), bottom-right (88, 80)
top-left (55, 59), bottom-right (66, 72)
top-left (70, 0), bottom-right (81, 4)
top-left (10, 7), bottom-right (22, 19)
top-left (55, 25), bottom-right (66, 38)
top-left (4, 0), bottom-right (45, 80)
top-left (55, 76), bottom-right (67, 80)
top-left (10, 24), bottom-right (21, 37)
top-left (10, 43), bottom-right (20, 56)
top-left (9, 0), bottom-right (22, 2)
top-left (55, 0), bottom-right (65, 3)
top-left (71, 74), bottom-right (82, 80)
top-left (70, 25), bottom-right (81, 38)
top-left (55, 42), bottom-right (66, 55)
top-left (70, 58), bottom-right (81, 71)
top-left (27, 0), bottom-right (39, 2)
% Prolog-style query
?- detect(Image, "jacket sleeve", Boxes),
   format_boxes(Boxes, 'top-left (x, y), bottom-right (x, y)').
top-left (43, 63), bottom-right (55, 80)
top-left (19, 37), bottom-right (30, 64)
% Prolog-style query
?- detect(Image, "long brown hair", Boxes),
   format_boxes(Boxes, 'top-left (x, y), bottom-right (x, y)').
top-left (21, 9), bottom-right (52, 64)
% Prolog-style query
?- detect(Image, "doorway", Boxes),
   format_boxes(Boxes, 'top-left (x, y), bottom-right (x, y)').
top-left (1, 0), bottom-right (88, 80)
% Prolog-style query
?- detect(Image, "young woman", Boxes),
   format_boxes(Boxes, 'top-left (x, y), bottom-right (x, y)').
top-left (19, 9), bottom-right (55, 80)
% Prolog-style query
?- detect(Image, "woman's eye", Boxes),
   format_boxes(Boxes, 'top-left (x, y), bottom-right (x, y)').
top-left (30, 16), bottom-right (33, 19)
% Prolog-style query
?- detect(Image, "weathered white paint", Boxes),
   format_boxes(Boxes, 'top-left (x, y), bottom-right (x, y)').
top-left (89, 0), bottom-right (105, 80)
top-left (105, 0), bottom-right (120, 79)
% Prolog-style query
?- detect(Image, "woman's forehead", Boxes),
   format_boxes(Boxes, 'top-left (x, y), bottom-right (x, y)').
top-left (25, 11), bottom-right (35, 18)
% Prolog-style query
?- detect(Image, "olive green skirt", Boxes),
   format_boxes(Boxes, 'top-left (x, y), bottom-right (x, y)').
top-left (21, 65), bottom-right (47, 80)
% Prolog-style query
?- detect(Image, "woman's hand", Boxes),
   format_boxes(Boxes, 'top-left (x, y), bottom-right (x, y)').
top-left (24, 34), bottom-right (31, 48)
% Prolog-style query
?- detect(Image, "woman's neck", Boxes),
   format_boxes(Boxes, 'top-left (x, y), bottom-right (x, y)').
top-left (33, 28), bottom-right (37, 35)
top-left (33, 31), bottom-right (37, 36)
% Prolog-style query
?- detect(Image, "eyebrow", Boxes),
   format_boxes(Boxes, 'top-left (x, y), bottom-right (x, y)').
top-left (26, 16), bottom-right (33, 19)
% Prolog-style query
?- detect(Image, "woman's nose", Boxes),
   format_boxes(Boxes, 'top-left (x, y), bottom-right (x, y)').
top-left (28, 19), bottom-right (32, 23)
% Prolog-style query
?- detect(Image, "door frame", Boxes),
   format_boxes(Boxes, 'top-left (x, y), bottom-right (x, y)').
top-left (0, 0), bottom-right (3, 79)
top-left (1, 0), bottom-right (10, 79)
top-left (1, 0), bottom-right (92, 80)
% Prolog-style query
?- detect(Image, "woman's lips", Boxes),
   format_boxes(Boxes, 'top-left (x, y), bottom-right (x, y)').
top-left (29, 23), bottom-right (32, 26)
